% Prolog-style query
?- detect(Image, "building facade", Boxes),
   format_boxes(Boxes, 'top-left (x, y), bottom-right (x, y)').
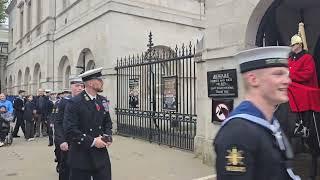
top-left (4, 0), bottom-right (205, 97)
top-left (6, 0), bottom-right (318, 167)
top-left (0, 24), bottom-right (8, 93)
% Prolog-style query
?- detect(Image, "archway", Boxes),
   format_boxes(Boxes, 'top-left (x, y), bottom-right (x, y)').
top-left (247, 0), bottom-right (320, 179)
top-left (24, 67), bottom-right (31, 93)
top-left (33, 63), bottom-right (41, 93)
top-left (8, 75), bottom-right (12, 95)
top-left (4, 77), bottom-right (7, 93)
top-left (17, 70), bottom-right (22, 90)
top-left (64, 65), bottom-right (71, 88)
top-left (76, 48), bottom-right (95, 74)
top-left (253, 0), bottom-right (320, 84)
top-left (255, 0), bottom-right (320, 51)
top-left (86, 60), bottom-right (95, 71)
top-left (57, 56), bottom-right (71, 90)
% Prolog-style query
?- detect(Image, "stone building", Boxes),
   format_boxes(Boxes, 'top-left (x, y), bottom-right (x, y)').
top-left (0, 24), bottom-right (8, 94)
top-left (4, 0), bottom-right (204, 96)
top-left (5, 0), bottom-right (320, 168)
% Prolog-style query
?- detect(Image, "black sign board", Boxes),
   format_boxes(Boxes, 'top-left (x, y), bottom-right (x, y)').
top-left (207, 69), bottom-right (238, 98)
top-left (212, 99), bottom-right (234, 123)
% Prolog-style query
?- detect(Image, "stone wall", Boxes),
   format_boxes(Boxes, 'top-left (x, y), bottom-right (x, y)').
top-left (195, 0), bottom-right (276, 166)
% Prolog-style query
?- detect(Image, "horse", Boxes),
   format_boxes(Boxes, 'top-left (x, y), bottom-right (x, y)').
top-left (275, 102), bottom-right (320, 180)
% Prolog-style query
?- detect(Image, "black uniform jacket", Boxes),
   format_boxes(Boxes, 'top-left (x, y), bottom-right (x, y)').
top-left (214, 118), bottom-right (291, 180)
top-left (13, 97), bottom-right (24, 114)
top-left (63, 91), bottom-right (112, 170)
top-left (54, 97), bottom-right (68, 146)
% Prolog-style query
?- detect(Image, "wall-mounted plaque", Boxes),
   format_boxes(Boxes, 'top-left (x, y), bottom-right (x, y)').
top-left (212, 99), bottom-right (234, 123)
top-left (207, 69), bottom-right (238, 99)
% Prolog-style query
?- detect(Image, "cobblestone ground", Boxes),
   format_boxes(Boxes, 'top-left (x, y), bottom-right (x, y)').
top-left (0, 135), bottom-right (213, 180)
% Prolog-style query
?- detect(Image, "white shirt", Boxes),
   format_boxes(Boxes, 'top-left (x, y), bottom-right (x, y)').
top-left (85, 90), bottom-right (97, 100)
top-left (85, 90), bottom-right (98, 147)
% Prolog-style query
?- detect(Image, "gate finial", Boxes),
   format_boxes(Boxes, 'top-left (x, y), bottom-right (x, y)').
top-left (147, 31), bottom-right (154, 52)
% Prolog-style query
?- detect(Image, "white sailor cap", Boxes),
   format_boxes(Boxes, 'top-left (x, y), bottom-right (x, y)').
top-left (45, 89), bottom-right (52, 93)
top-left (63, 88), bottom-right (71, 93)
top-left (235, 46), bottom-right (291, 73)
top-left (50, 90), bottom-right (59, 95)
top-left (78, 67), bottom-right (104, 82)
top-left (69, 75), bottom-right (83, 84)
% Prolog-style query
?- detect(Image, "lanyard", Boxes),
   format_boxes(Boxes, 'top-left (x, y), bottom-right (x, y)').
top-left (221, 113), bottom-right (301, 180)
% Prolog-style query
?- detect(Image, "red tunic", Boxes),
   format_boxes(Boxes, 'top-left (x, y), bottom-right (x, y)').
top-left (288, 82), bottom-right (320, 112)
top-left (288, 51), bottom-right (320, 112)
top-left (288, 52), bottom-right (318, 88)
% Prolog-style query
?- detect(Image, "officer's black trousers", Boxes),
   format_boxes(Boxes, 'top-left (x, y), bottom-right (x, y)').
top-left (58, 151), bottom-right (70, 180)
top-left (69, 166), bottom-right (111, 180)
top-left (13, 112), bottom-right (25, 136)
top-left (48, 122), bottom-right (53, 145)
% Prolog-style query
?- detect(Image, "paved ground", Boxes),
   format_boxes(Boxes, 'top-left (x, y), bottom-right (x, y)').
top-left (0, 135), bottom-right (214, 180)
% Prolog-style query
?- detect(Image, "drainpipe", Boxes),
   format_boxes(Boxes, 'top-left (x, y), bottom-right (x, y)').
top-left (52, 0), bottom-right (56, 91)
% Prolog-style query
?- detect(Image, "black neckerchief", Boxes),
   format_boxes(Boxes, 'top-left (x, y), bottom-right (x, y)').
top-left (289, 50), bottom-right (306, 60)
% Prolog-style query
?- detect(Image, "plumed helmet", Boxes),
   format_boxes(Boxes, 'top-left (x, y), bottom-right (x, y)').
top-left (290, 34), bottom-right (303, 46)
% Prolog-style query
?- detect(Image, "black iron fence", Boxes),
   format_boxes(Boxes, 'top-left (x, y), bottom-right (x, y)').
top-left (115, 33), bottom-right (197, 151)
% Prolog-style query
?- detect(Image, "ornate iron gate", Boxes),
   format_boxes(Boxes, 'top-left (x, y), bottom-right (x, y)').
top-left (115, 33), bottom-right (197, 151)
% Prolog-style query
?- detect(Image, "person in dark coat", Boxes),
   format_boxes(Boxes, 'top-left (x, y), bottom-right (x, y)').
top-left (54, 77), bottom-right (84, 180)
top-left (44, 90), bottom-right (55, 146)
top-left (64, 67), bottom-right (113, 180)
top-left (214, 47), bottom-right (301, 180)
top-left (24, 95), bottom-right (36, 141)
top-left (12, 90), bottom-right (26, 137)
top-left (34, 89), bottom-right (50, 137)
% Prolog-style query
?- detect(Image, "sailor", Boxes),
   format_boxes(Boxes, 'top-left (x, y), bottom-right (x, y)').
top-left (214, 46), bottom-right (300, 180)
top-left (54, 76), bottom-right (84, 180)
top-left (63, 67), bottom-right (112, 180)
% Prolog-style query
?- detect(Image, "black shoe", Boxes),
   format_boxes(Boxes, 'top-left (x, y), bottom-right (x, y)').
top-left (48, 143), bottom-right (53, 146)
top-left (13, 135), bottom-right (20, 138)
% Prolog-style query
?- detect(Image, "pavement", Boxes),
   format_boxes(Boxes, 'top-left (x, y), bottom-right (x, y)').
top-left (0, 135), bottom-right (214, 180)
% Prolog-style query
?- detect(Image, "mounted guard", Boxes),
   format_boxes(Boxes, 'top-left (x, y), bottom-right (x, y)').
top-left (275, 22), bottom-right (320, 180)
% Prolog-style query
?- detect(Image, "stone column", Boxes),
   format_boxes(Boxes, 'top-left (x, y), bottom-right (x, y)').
top-left (194, 0), bottom-right (272, 166)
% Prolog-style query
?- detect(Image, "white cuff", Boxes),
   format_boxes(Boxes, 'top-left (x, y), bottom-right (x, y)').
top-left (90, 138), bottom-right (96, 147)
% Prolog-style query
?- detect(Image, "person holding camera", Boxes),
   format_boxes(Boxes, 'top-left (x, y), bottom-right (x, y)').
top-left (63, 67), bottom-right (112, 180)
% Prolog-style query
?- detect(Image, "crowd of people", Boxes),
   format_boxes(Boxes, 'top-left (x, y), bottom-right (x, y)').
top-left (0, 89), bottom-right (72, 147)
top-left (1, 67), bottom-right (113, 180)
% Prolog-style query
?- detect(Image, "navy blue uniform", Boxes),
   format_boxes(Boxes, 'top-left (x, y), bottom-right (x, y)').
top-left (54, 97), bottom-right (69, 146)
top-left (214, 101), bottom-right (293, 180)
top-left (63, 91), bottom-right (112, 180)
top-left (54, 96), bottom-right (70, 180)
